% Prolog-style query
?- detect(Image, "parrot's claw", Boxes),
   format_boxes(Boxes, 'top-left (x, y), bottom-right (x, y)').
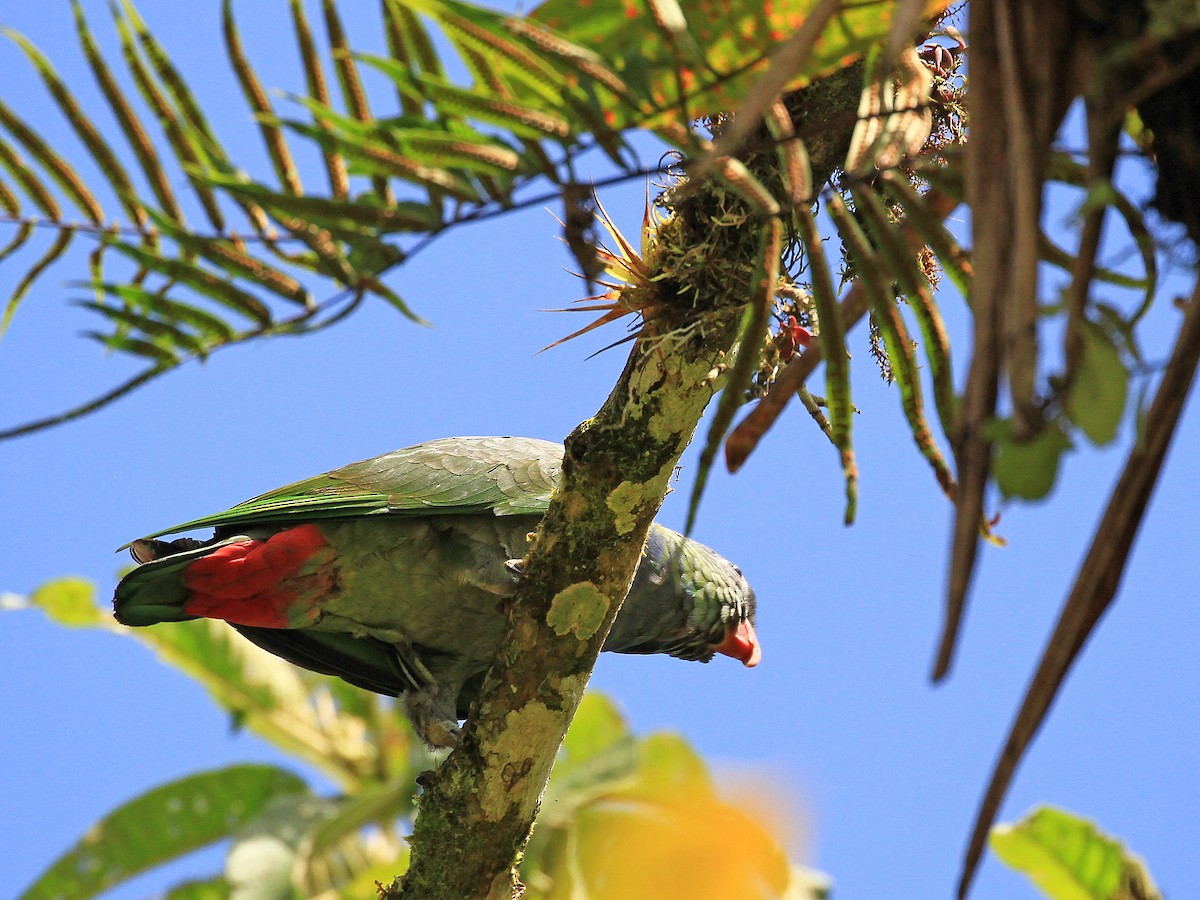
top-left (420, 719), bottom-right (461, 751)
top-left (504, 558), bottom-right (526, 579)
top-left (404, 682), bottom-right (464, 750)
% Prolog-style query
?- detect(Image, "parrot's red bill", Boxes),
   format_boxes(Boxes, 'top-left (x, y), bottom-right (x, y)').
top-left (716, 618), bottom-right (761, 667)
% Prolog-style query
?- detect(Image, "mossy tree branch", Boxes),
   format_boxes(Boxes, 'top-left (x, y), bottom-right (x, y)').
top-left (398, 322), bottom-right (742, 898)
top-left (391, 63), bottom-right (867, 899)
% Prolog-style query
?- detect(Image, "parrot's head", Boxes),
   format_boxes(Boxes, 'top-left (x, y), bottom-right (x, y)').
top-left (606, 525), bottom-right (761, 668)
top-left (711, 574), bottom-right (760, 668)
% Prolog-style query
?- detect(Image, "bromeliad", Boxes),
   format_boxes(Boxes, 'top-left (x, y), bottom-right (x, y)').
top-left (114, 436), bottom-right (759, 747)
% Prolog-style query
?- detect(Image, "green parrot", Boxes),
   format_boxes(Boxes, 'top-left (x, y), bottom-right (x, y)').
top-left (114, 436), bottom-right (759, 747)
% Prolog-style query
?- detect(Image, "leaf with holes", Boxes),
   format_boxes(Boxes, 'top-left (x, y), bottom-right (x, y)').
top-left (531, 0), bottom-right (949, 133)
top-left (990, 806), bottom-right (1162, 900)
top-left (993, 420), bottom-right (1073, 501)
top-left (1065, 321), bottom-right (1129, 447)
top-left (21, 765), bottom-right (308, 900)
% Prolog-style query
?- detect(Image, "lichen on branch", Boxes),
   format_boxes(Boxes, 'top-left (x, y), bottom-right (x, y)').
top-left (392, 61), bottom-right (867, 900)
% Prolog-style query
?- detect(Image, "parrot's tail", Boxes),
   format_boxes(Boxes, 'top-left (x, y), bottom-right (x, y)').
top-left (114, 535), bottom-right (225, 628)
top-left (113, 535), bottom-right (241, 626)
top-left (114, 526), bottom-right (338, 631)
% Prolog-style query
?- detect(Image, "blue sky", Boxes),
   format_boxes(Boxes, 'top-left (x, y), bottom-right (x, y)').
top-left (3, 4), bottom-right (1199, 898)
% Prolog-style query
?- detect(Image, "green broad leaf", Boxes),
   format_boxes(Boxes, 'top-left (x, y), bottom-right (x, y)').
top-left (80, 300), bottom-right (210, 358)
top-left (28, 576), bottom-right (104, 627)
top-left (106, 243), bottom-right (273, 326)
top-left (127, 618), bottom-right (378, 788)
top-left (788, 866), bottom-right (833, 900)
top-left (164, 876), bottom-right (232, 900)
top-left (88, 330), bottom-right (181, 365)
top-left (226, 791), bottom-right (410, 899)
top-left (224, 793), bottom-right (339, 900)
top-left (292, 778), bottom-right (416, 893)
top-left (560, 692), bottom-right (630, 767)
top-left (993, 420), bottom-right (1073, 501)
top-left (539, 694), bottom-right (639, 826)
top-left (530, 0), bottom-right (945, 133)
top-left (990, 806), bottom-right (1162, 900)
top-left (335, 856), bottom-right (410, 900)
top-left (627, 731), bottom-right (714, 802)
top-left (1065, 321), bottom-right (1129, 446)
top-left (95, 284), bottom-right (238, 342)
top-left (20, 765), bottom-right (309, 900)
top-left (19, 578), bottom-right (379, 785)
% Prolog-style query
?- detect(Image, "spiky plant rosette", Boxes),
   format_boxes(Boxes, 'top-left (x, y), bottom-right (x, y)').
top-left (548, 152), bottom-right (785, 352)
top-left (543, 195), bottom-right (668, 354)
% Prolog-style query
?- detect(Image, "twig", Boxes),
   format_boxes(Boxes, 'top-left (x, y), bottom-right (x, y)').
top-left (724, 282), bottom-right (867, 473)
top-left (957, 279), bottom-right (1200, 899)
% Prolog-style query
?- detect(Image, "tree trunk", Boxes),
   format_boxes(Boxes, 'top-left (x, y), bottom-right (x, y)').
top-left (392, 62), bottom-right (866, 899)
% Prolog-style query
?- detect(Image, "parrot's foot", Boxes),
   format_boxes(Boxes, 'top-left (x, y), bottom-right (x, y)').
top-left (404, 685), bottom-right (463, 750)
top-left (498, 559), bottom-right (526, 614)
top-left (422, 719), bottom-right (461, 750)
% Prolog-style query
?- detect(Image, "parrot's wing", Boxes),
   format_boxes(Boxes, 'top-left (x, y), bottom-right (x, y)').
top-left (134, 436), bottom-right (563, 540)
top-left (233, 625), bottom-right (426, 696)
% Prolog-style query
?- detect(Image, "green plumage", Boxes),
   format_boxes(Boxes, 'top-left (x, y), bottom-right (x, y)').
top-left (139, 436), bottom-right (559, 539)
top-left (115, 436), bottom-right (758, 748)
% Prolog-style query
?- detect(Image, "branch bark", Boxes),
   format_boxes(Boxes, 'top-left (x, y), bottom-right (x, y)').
top-left (957, 278), bottom-right (1200, 899)
top-left (392, 62), bottom-right (868, 899)
top-left (942, 0), bottom-right (1086, 680)
top-left (398, 319), bottom-right (742, 898)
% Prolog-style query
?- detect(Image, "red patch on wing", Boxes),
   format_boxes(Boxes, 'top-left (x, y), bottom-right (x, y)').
top-left (714, 619), bottom-right (761, 668)
top-left (182, 524), bottom-right (334, 628)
